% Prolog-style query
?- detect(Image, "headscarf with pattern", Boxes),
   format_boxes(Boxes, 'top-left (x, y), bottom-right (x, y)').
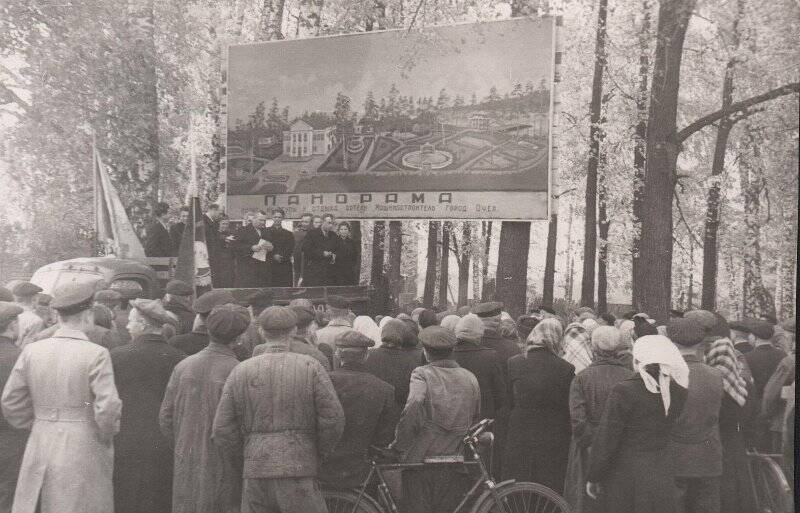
top-left (562, 321), bottom-right (593, 372)
top-left (525, 317), bottom-right (564, 356)
top-left (705, 337), bottom-right (748, 407)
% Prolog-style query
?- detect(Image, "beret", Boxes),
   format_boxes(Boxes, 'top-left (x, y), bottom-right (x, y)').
top-left (257, 306), bottom-right (298, 331)
top-left (165, 279), bottom-right (193, 296)
top-left (13, 282), bottom-right (43, 298)
top-left (207, 304), bottom-right (251, 341)
top-left (131, 298), bottom-right (178, 326)
top-left (326, 295), bottom-right (349, 310)
top-left (0, 302), bottom-right (24, 324)
top-left (744, 318), bottom-right (774, 340)
top-left (335, 329), bottom-right (375, 348)
top-left (667, 318), bottom-right (705, 347)
top-left (780, 318), bottom-right (795, 333)
top-left (51, 282), bottom-right (96, 311)
top-left (289, 305), bottom-right (315, 327)
top-left (247, 289), bottom-right (274, 308)
top-left (685, 310), bottom-right (717, 332)
top-left (94, 289), bottom-right (122, 304)
top-left (455, 314), bottom-right (484, 343)
top-left (419, 326), bottom-right (457, 349)
top-left (36, 293), bottom-right (52, 306)
top-left (516, 315), bottom-right (540, 339)
top-left (0, 287), bottom-right (12, 302)
top-left (472, 301), bottom-right (503, 318)
top-left (728, 321), bottom-right (751, 334)
top-left (193, 289), bottom-right (235, 314)
top-left (418, 309), bottom-right (438, 329)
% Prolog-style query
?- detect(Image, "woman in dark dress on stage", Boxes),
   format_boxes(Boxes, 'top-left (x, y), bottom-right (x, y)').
top-left (332, 222), bottom-right (360, 286)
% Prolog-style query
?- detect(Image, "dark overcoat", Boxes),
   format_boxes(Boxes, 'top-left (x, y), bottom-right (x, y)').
top-left (168, 326), bottom-right (210, 356)
top-left (292, 227), bottom-right (309, 286)
top-left (719, 390), bottom-right (758, 513)
top-left (169, 222), bottom-right (185, 254)
top-left (587, 376), bottom-right (688, 513)
top-left (145, 220), bottom-right (174, 257)
top-left (332, 236), bottom-right (360, 286)
top-left (111, 334), bottom-right (186, 513)
top-left (211, 228), bottom-right (236, 288)
top-left (452, 341), bottom-right (505, 420)
top-left (0, 337), bottom-right (26, 512)
top-left (503, 348), bottom-right (574, 492)
top-left (301, 228), bottom-right (337, 286)
top-left (163, 299), bottom-right (194, 336)
top-left (364, 345), bottom-right (424, 408)
top-left (564, 355), bottom-right (634, 513)
top-left (319, 363), bottom-right (397, 488)
top-left (234, 224), bottom-right (271, 287)
top-left (266, 224), bottom-right (295, 287)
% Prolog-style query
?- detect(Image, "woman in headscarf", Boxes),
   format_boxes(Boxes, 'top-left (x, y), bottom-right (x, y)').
top-left (353, 315), bottom-right (382, 346)
top-left (564, 326), bottom-right (634, 512)
top-left (704, 318), bottom-right (757, 513)
top-left (364, 319), bottom-right (424, 409)
top-left (440, 314), bottom-right (461, 333)
top-left (586, 335), bottom-right (689, 513)
top-left (503, 318), bottom-right (574, 492)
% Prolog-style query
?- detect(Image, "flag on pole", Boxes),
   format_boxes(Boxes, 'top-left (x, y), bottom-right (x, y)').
top-left (174, 119), bottom-right (212, 293)
top-left (94, 145), bottom-right (146, 259)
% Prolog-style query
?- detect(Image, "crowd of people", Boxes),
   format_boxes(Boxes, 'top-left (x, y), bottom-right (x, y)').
top-left (144, 204), bottom-right (361, 289)
top-left (0, 276), bottom-right (795, 513)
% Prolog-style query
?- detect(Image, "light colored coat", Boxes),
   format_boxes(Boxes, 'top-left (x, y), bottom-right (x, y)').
top-left (15, 310), bottom-right (43, 348)
top-left (1, 328), bottom-right (122, 513)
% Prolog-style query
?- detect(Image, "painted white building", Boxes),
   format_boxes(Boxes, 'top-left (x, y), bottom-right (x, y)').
top-left (282, 120), bottom-right (335, 157)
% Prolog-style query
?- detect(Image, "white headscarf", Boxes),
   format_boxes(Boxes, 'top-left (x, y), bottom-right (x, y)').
top-left (632, 335), bottom-right (689, 415)
top-left (353, 316), bottom-right (382, 346)
top-left (378, 316), bottom-right (393, 329)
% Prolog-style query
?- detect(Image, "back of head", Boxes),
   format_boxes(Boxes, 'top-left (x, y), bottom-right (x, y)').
top-left (381, 318), bottom-right (415, 348)
top-left (207, 304), bottom-right (251, 343)
top-left (667, 318), bottom-right (705, 348)
top-left (418, 309), bottom-right (437, 329)
top-left (92, 304), bottom-right (115, 329)
top-left (591, 325), bottom-right (625, 354)
top-left (455, 314), bottom-right (484, 343)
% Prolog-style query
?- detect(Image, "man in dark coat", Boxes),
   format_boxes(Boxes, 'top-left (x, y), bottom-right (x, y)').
top-left (203, 204), bottom-right (224, 288)
top-left (667, 318), bottom-right (724, 513)
top-left (145, 202), bottom-right (174, 257)
top-left (742, 318), bottom-right (786, 451)
top-left (452, 314), bottom-right (505, 422)
top-left (169, 206), bottom-right (190, 255)
top-left (168, 290), bottom-right (236, 356)
top-left (292, 213), bottom-right (313, 286)
top-left (332, 222), bottom-right (360, 286)
top-left (0, 303), bottom-right (28, 512)
top-left (251, 307), bottom-right (331, 371)
top-left (300, 214), bottom-right (337, 286)
top-left (213, 218), bottom-right (237, 288)
top-left (234, 211), bottom-right (273, 287)
top-left (365, 319), bottom-right (424, 409)
top-left (212, 306), bottom-right (345, 513)
top-left (319, 330), bottom-right (398, 489)
top-left (159, 304), bottom-right (250, 513)
top-left (111, 299), bottom-right (186, 513)
top-left (162, 280), bottom-right (195, 335)
top-left (265, 208), bottom-right (295, 287)
top-left (233, 290), bottom-right (274, 360)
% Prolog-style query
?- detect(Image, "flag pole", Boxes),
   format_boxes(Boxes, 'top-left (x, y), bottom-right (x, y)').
top-left (92, 130), bottom-right (98, 255)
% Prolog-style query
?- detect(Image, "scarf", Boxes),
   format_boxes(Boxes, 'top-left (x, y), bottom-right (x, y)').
top-left (705, 337), bottom-right (748, 407)
top-left (562, 322), bottom-right (593, 372)
top-left (525, 317), bottom-right (563, 356)
top-left (632, 335), bottom-right (689, 415)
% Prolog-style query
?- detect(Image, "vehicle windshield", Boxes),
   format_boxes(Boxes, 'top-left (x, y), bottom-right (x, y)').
top-left (31, 267), bottom-right (106, 295)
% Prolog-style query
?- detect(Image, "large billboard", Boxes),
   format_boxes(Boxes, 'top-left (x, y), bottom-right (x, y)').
top-left (224, 17), bottom-right (554, 220)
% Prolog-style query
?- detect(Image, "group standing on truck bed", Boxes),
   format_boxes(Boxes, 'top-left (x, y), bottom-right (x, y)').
top-left (143, 203), bottom-right (361, 288)
top-left (0, 275), bottom-right (795, 513)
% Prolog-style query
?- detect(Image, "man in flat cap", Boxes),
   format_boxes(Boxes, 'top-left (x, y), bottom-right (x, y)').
top-left (251, 306), bottom-right (330, 370)
top-left (162, 279), bottom-right (195, 335)
top-left (390, 326), bottom-right (480, 513)
top-left (110, 298), bottom-right (186, 513)
top-left (212, 310), bottom-right (344, 513)
top-left (95, 288), bottom-right (131, 344)
top-left (233, 289), bottom-right (274, 359)
top-left (314, 295), bottom-right (353, 367)
top-left (11, 282), bottom-right (45, 347)
top-left (319, 330), bottom-right (398, 489)
top-left (667, 318), bottom-right (724, 513)
top-left (2, 282), bottom-right (122, 513)
top-left (0, 302), bottom-right (27, 511)
top-left (160, 304), bottom-right (251, 513)
top-left (168, 289), bottom-right (235, 356)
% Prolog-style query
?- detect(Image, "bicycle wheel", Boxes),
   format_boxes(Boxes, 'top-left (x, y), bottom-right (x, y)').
top-left (472, 482), bottom-right (572, 513)
top-left (749, 454), bottom-right (792, 513)
top-left (323, 488), bottom-right (385, 513)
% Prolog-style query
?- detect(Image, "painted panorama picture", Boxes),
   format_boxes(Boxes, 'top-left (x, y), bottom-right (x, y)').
top-left (225, 17), bottom-right (554, 220)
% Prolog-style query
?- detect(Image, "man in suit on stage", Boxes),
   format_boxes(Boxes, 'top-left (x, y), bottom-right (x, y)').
top-left (234, 211), bottom-right (273, 287)
top-left (145, 202), bottom-right (174, 257)
top-left (265, 208), bottom-right (295, 287)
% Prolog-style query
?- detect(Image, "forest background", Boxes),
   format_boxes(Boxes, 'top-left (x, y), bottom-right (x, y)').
top-left (0, 0), bottom-right (797, 322)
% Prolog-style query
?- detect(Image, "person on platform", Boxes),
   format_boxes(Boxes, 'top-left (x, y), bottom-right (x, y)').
top-left (214, 217), bottom-right (238, 288)
top-left (2, 282), bottom-right (122, 513)
top-left (146, 202), bottom-right (175, 257)
top-left (204, 204), bottom-right (224, 288)
top-left (159, 304), bottom-right (251, 513)
top-left (332, 221), bottom-right (360, 286)
top-left (504, 318), bottom-right (574, 492)
top-left (162, 279), bottom-right (195, 335)
top-left (586, 335), bottom-right (689, 513)
top-left (11, 282), bottom-right (45, 347)
top-left (265, 208), bottom-right (295, 287)
top-left (234, 211), bottom-right (273, 288)
top-left (292, 213), bottom-right (313, 286)
top-left (314, 295), bottom-right (353, 365)
top-left (319, 330), bottom-right (398, 489)
top-left (170, 206), bottom-right (191, 254)
top-left (742, 318), bottom-right (786, 451)
top-left (390, 326), bottom-right (480, 513)
top-left (212, 306), bottom-right (345, 513)
top-left (168, 289), bottom-right (236, 356)
top-left (0, 303), bottom-right (28, 512)
top-left (666, 318), bottom-right (724, 513)
top-left (365, 319), bottom-right (424, 410)
top-left (251, 306), bottom-right (331, 370)
top-left (111, 298), bottom-right (186, 513)
top-left (301, 213), bottom-right (337, 286)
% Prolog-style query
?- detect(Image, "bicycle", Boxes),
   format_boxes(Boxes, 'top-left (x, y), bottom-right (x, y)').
top-left (322, 418), bottom-right (572, 513)
top-left (747, 451), bottom-right (793, 513)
